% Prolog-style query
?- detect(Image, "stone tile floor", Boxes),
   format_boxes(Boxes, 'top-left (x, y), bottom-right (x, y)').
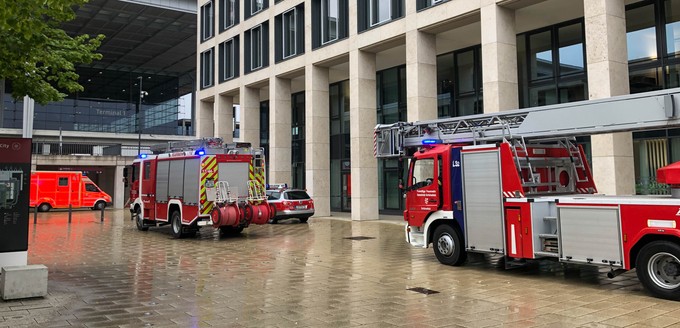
top-left (1, 209), bottom-right (680, 327)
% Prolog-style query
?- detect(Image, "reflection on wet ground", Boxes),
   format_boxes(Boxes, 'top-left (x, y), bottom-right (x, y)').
top-left (1, 209), bottom-right (679, 327)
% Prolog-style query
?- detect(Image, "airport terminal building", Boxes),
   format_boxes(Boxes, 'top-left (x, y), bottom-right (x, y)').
top-left (1, 0), bottom-right (199, 208)
top-left (196, 0), bottom-right (678, 220)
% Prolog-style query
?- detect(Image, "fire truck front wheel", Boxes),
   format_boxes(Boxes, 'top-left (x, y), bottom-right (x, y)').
top-left (38, 203), bottom-right (51, 212)
top-left (135, 208), bottom-right (148, 231)
top-left (636, 241), bottom-right (680, 300)
top-left (171, 211), bottom-right (185, 238)
top-left (432, 224), bottom-right (467, 266)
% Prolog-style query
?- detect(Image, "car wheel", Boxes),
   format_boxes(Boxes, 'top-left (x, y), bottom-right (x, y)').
top-left (135, 208), bottom-right (148, 231)
top-left (432, 224), bottom-right (467, 266)
top-left (268, 218), bottom-right (278, 224)
top-left (93, 201), bottom-right (106, 211)
top-left (171, 211), bottom-right (185, 238)
top-left (299, 217), bottom-right (308, 223)
top-left (38, 203), bottom-right (51, 212)
top-left (636, 241), bottom-right (680, 300)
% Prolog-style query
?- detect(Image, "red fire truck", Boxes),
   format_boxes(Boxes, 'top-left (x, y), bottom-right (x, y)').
top-left (128, 138), bottom-right (274, 238)
top-left (374, 89), bottom-right (680, 300)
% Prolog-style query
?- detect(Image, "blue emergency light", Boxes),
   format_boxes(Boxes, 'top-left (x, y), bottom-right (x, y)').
top-left (139, 153), bottom-right (148, 159)
top-left (195, 149), bottom-right (206, 156)
top-left (422, 139), bottom-right (443, 145)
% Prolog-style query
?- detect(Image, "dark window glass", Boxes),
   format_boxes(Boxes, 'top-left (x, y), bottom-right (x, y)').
top-left (220, 39), bottom-right (236, 81)
top-left (85, 184), bottom-right (98, 192)
top-left (666, 0), bottom-right (680, 57)
top-left (58, 177), bottom-right (68, 186)
top-left (322, 0), bottom-right (340, 43)
top-left (144, 162), bottom-right (151, 180)
top-left (252, 25), bottom-right (263, 69)
top-left (284, 191), bottom-right (311, 200)
top-left (283, 9), bottom-right (297, 58)
top-left (291, 92), bottom-right (305, 189)
top-left (370, 0), bottom-right (391, 26)
top-left (436, 46), bottom-right (483, 117)
top-left (221, 0), bottom-right (237, 30)
top-left (268, 191), bottom-right (281, 200)
top-left (200, 48), bottom-right (214, 88)
top-left (201, 1), bottom-right (214, 42)
top-left (627, 4), bottom-right (657, 62)
top-left (517, 20), bottom-right (587, 108)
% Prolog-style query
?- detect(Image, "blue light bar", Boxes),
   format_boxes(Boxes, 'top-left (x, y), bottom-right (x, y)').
top-left (139, 153), bottom-right (148, 159)
top-left (422, 139), bottom-right (443, 145)
top-left (195, 149), bottom-right (206, 156)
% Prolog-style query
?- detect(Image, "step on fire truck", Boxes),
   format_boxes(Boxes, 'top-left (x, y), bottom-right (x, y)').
top-left (374, 88), bottom-right (680, 300)
top-left (128, 138), bottom-right (274, 238)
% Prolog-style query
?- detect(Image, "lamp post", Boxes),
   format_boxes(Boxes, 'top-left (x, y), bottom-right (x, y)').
top-left (136, 76), bottom-right (147, 156)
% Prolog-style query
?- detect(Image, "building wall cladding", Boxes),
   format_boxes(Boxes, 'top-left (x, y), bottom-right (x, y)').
top-left (196, 0), bottom-right (667, 218)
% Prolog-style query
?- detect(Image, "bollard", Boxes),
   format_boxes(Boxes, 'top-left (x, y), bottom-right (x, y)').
top-left (68, 204), bottom-right (72, 223)
top-left (33, 206), bottom-right (38, 224)
top-left (100, 206), bottom-right (104, 222)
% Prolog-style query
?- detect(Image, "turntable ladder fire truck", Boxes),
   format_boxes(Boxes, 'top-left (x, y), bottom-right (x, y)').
top-left (374, 88), bottom-right (680, 300)
top-left (129, 138), bottom-right (274, 238)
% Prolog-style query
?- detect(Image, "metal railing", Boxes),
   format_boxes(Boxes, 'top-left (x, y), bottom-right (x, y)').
top-left (32, 141), bottom-right (150, 157)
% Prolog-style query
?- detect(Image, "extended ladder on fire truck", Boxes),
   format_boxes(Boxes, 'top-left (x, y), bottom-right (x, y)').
top-left (375, 88), bottom-right (680, 158)
top-left (375, 89), bottom-right (680, 194)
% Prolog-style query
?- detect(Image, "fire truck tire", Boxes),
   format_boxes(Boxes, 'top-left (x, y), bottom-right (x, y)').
top-left (171, 211), bottom-right (185, 239)
top-left (432, 225), bottom-right (467, 266)
top-left (636, 241), bottom-right (680, 300)
top-left (219, 226), bottom-right (243, 236)
top-left (135, 208), bottom-right (148, 231)
top-left (38, 203), bottom-right (51, 212)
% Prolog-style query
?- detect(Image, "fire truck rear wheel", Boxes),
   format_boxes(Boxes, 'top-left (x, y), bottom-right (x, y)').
top-left (171, 211), bottom-right (185, 238)
top-left (38, 203), bottom-right (51, 212)
top-left (135, 208), bottom-right (148, 231)
top-left (433, 224), bottom-right (467, 266)
top-left (636, 241), bottom-right (680, 300)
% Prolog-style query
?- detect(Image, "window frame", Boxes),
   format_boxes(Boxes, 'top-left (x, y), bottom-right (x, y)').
top-left (282, 8), bottom-right (298, 59)
top-left (221, 38), bottom-right (236, 81)
top-left (221, 0), bottom-right (237, 30)
top-left (251, 0), bottom-right (264, 15)
top-left (321, 0), bottom-right (340, 44)
top-left (369, 0), bottom-right (392, 27)
top-left (201, 1), bottom-right (214, 42)
top-left (201, 48), bottom-right (215, 89)
top-left (251, 24), bottom-right (264, 70)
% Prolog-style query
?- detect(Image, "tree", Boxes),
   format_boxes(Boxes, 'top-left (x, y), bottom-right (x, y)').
top-left (0, 0), bottom-right (104, 105)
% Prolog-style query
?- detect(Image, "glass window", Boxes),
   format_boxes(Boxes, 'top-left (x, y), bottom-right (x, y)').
top-left (322, 0), bottom-right (340, 44)
top-left (667, 0), bottom-right (680, 57)
top-left (222, 0), bottom-right (236, 30)
top-left (410, 158), bottom-right (434, 189)
top-left (221, 39), bottom-right (235, 81)
top-left (283, 8), bottom-right (297, 58)
top-left (58, 177), bottom-right (68, 186)
top-left (144, 162), bottom-right (151, 180)
top-left (251, 25), bottom-right (263, 70)
top-left (284, 191), bottom-right (311, 200)
top-left (627, 4), bottom-right (657, 62)
top-left (201, 1), bottom-right (214, 41)
top-left (252, 0), bottom-right (264, 14)
top-left (558, 23), bottom-right (585, 75)
top-left (370, 0), bottom-right (391, 26)
top-left (201, 48), bottom-right (214, 88)
top-left (529, 30), bottom-right (553, 81)
top-left (85, 184), bottom-right (99, 192)
top-left (268, 191), bottom-right (281, 200)
top-left (437, 46), bottom-right (483, 118)
top-left (456, 50), bottom-right (475, 94)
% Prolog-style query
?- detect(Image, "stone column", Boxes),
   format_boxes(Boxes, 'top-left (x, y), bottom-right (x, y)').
top-left (215, 94), bottom-right (234, 143)
top-left (406, 30), bottom-right (438, 122)
top-left (349, 49), bottom-right (378, 221)
top-left (481, 1), bottom-right (518, 112)
top-left (585, 0), bottom-right (634, 195)
top-left (114, 165), bottom-right (125, 209)
top-left (305, 65), bottom-right (330, 216)
top-left (269, 77), bottom-right (292, 184)
top-left (196, 100), bottom-right (214, 137)
top-left (239, 86), bottom-right (260, 147)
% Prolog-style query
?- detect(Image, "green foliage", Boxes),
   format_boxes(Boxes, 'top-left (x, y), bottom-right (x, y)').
top-left (0, 0), bottom-right (104, 105)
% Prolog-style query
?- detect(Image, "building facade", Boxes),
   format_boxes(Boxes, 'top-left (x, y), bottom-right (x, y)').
top-left (196, 0), bottom-right (679, 220)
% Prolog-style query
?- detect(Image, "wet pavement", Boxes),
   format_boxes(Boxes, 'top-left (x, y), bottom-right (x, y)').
top-left (2, 209), bottom-right (680, 327)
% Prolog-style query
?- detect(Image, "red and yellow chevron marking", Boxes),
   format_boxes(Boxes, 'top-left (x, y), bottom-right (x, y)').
top-left (200, 156), bottom-right (218, 215)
